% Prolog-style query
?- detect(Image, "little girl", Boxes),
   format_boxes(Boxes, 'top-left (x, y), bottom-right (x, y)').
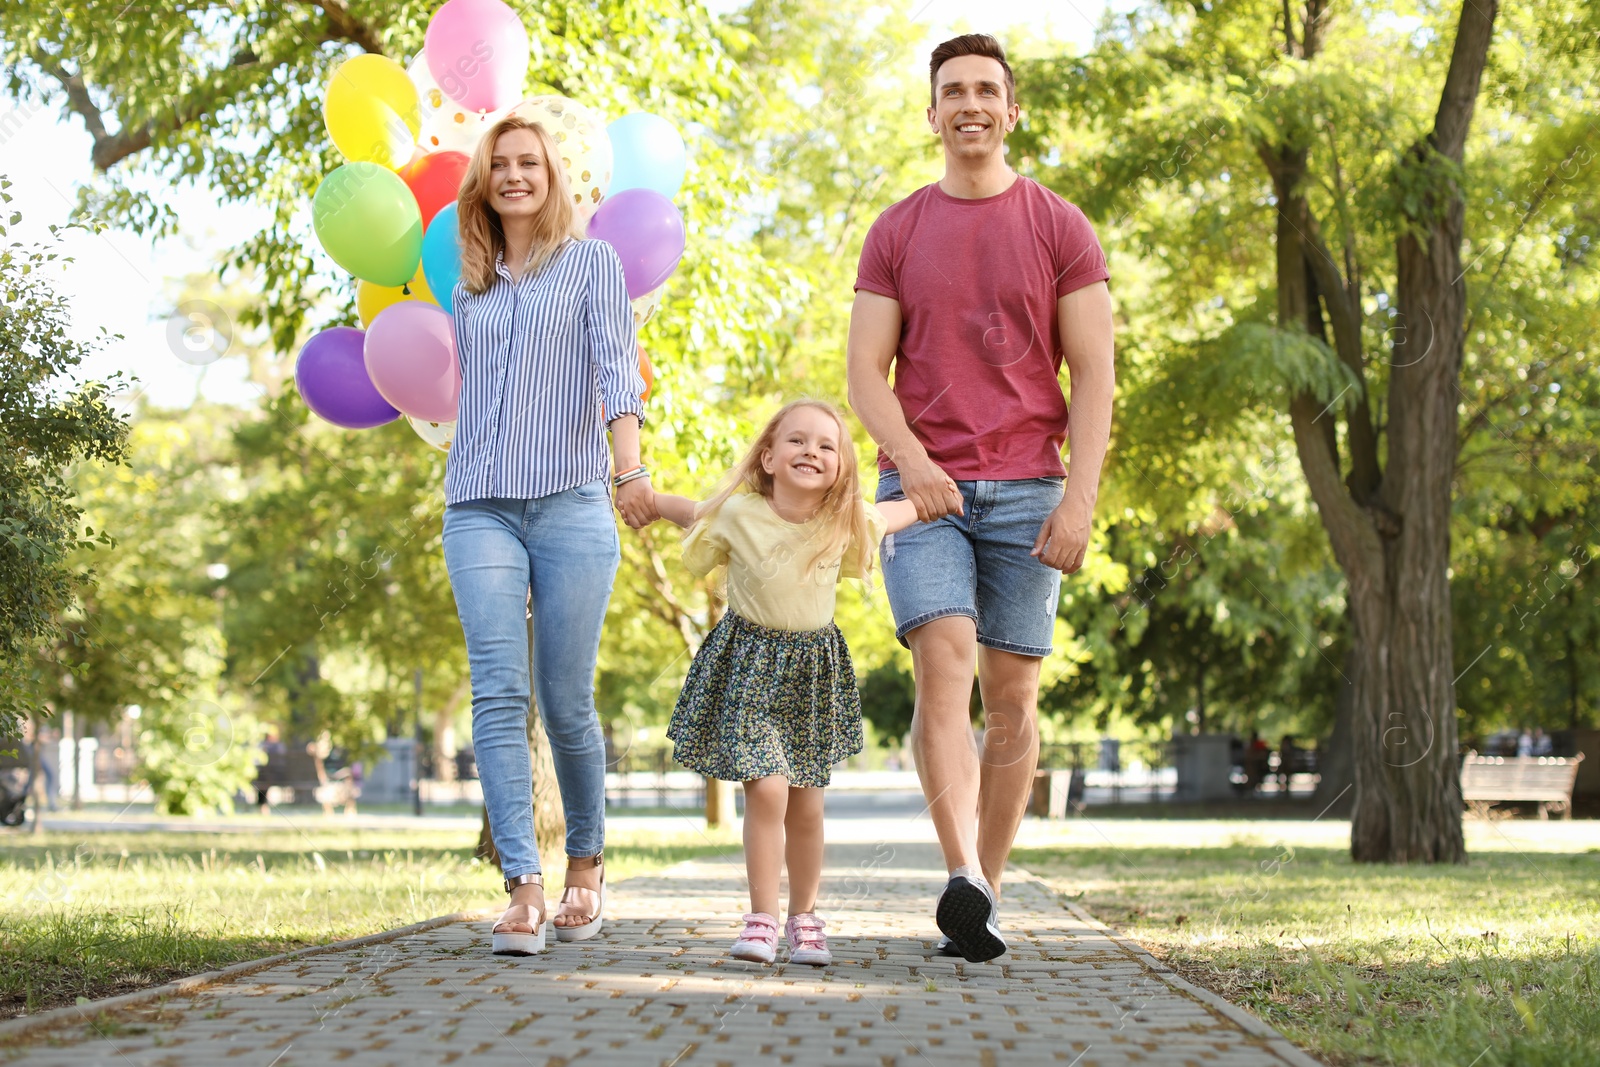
top-left (652, 399), bottom-right (946, 966)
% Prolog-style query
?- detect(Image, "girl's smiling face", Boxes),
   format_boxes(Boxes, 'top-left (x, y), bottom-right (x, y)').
top-left (489, 127), bottom-right (550, 217)
top-left (761, 406), bottom-right (842, 498)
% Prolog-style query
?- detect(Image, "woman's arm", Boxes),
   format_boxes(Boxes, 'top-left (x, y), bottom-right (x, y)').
top-left (610, 414), bottom-right (657, 528)
top-left (653, 492), bottom-right (699, 528)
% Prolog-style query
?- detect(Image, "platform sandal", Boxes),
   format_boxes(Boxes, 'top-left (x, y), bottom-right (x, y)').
top-left (491, 873), bottom-right (547, 956)
top-left (553, 851), bottom-right (605, 943)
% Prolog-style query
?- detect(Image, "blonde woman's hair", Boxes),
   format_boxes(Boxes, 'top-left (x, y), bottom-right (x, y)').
top-left (696, 399), bottom-right (877, 579)
top-left (457, 116), bottom-right (586, 293)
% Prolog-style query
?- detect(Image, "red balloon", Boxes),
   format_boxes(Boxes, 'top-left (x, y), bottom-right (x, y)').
top-left (400, 151), bottom-right (470, 229)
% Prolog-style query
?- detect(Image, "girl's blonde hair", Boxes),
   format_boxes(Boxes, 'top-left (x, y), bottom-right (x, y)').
top-left (457, 116), bottom-right (586, 293)
top-left (696, 399), bottom-right (876, 578)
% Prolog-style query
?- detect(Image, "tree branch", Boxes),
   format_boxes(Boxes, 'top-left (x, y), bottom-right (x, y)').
top-left (294, 0), bottom-right (386, 56)
top-left (1431, 0), bottom-right (1498, 162)
top-left (1289, 199), bottom-right (1382, 500)
top-left (1289, 391), bottom-right (1388, 573)
top-left (36, 1), bottom-right (385, 173)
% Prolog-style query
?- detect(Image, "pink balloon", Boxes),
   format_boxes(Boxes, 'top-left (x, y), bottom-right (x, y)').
top-left (425, 0), bottom-right (529, 113)
top-left (363, 302), bottom-right (461, 423)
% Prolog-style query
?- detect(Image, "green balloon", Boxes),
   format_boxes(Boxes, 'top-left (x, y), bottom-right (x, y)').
top-left (312, 163), bottom-right (423, 287)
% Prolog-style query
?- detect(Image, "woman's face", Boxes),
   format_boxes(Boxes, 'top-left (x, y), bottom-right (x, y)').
top-left (488, 127), bottom-right (550, 218)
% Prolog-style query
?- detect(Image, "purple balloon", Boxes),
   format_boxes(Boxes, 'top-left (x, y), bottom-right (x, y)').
top-left (295, 327), bottom-right (400, 429)
top-left (587, 188), bottom-right (686, 299)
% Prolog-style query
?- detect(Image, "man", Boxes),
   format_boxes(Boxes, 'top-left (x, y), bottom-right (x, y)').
top-left (847, 34), bottom-right (1115, 962)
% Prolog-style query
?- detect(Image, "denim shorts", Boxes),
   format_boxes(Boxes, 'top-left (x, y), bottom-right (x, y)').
top-left (875, 470), bottom-right (1064, 657)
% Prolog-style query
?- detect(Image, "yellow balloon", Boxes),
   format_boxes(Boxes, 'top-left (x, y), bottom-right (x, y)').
top-left (357, 271), bottom-right (437, 328)
top-left (325, 54), bottom-right (422, 169)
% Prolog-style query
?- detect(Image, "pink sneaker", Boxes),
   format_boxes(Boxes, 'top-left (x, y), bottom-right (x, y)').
top-left (785, 912), bottom-right (831, 966)
top-left (730, 912), bottom-right (778, 963)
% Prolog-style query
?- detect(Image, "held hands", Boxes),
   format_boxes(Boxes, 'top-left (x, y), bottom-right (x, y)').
top-left (898, 457), bottom-right (963, 522)
top-left (1031, 500), bottom-right (1091, 573)
top-left (614, 477), bottom-right (658, 529)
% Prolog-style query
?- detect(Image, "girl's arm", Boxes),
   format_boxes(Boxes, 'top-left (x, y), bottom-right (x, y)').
top-left (878, 499), bottom-right (920, 534)
top-left (654, 492), bottom-right (700, 528)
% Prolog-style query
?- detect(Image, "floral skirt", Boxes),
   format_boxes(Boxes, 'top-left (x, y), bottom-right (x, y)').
top-left (668, 612), bottom-right (864, 788)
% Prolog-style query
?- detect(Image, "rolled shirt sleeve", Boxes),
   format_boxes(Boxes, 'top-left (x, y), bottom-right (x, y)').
top-left (588, 241), bottom-right (646, 427)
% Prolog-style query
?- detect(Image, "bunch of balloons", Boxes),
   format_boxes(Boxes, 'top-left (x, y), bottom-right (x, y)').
top-left (294, 0), bottom-right (688, 451)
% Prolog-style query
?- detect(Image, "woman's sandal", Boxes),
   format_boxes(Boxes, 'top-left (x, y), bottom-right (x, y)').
top-left (553, 851), bottom-right (605, 942)
top-left (491, 873), bottom-right (547, 956)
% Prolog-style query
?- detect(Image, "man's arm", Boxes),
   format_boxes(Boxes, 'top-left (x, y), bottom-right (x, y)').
top-left (1032, 281), bottom-right (1115, 573)
top-left (846, 290), bottom-right (962, 522)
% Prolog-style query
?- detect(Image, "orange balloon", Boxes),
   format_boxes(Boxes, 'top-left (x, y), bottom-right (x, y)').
top-left (637, 342), bottom-right (654, 403)
top-left (601, 345), bottom-right (655, 422)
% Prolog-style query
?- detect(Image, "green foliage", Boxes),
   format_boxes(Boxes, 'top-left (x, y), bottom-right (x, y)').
top-left (857, 662), bottom-right (915, 742)
top-left (133, 696), bottom-right (264, 816)
top-left (0, 183), bottom-right (129, 736)
top-left (8, 0), bottom-right (1595, 760)
top-left (1014, 0), bottom-right (1600, 739)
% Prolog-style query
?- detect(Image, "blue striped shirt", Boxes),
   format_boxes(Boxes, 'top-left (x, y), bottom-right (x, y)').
top-left (444, 238), bottom-right (645, 506)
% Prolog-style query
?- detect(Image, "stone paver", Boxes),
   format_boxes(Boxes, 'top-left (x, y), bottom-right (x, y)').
top-left (1, 842), bottom-right (1317, 1066)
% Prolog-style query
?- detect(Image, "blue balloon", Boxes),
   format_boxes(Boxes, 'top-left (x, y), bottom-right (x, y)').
top-left (421, 202), bottom-right (463, 315)
top-left (607, 113), bottom-right (687, 201)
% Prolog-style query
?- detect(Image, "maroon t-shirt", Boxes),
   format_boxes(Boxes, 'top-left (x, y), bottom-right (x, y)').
top-left (853, 177), bottom-right (1109, 479)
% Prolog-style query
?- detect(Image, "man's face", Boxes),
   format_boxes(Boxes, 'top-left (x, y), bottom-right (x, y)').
top-left (926, 54), bottom-right (1018, 162)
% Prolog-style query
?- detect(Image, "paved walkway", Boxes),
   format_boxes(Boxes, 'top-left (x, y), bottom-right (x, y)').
top-left (0, 842), bottom-right (1317, 1066)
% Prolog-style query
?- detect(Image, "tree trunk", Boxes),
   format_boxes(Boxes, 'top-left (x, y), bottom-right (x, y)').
top-left (1349, 0), bottom-right (1496, 864)
top-left (1263, 0), bottom-right (1493, 863)
top-left (435, 678), bottom-right (469, 783)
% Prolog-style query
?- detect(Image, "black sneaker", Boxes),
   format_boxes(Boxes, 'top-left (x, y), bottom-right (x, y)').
top-left (935, 875), bottom-right (1006, 962)
top-left (932, 936), bottom-right (962, 957)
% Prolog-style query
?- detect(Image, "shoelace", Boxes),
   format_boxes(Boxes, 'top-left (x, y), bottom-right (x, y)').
top-left (788, 915), bottom-right (826, 949)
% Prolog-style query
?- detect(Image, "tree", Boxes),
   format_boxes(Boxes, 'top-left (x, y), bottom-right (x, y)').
top-left (1, 0), bottom-right (806, 844)
top-left (1013, 0), bottom-right (1600, 862)
top-left (0, 187), bottom-right (129, 737)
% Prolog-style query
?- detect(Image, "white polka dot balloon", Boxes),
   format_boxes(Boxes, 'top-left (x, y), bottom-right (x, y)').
top-left (509, 96), bottom-right (613, 225)
top-left (409, 52), bottom-right (509, 156)
top-left (407, 415), bottom-right (455, 451)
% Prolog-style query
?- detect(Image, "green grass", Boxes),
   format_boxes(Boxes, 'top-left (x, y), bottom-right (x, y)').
top-left (1015, 819), bottom-right (1600, 1067)
top-left (0, 823), bottom-right (736, 1020)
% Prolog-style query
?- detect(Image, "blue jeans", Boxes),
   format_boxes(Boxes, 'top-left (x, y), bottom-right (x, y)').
top-left (442, 483), bottom-right (619, 880)
top-left (875, 471), bottom-right (1065, 657)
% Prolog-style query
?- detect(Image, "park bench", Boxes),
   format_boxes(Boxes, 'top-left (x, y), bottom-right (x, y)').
top-left (253, 745), bottom-right (357, 815)
top-left (1460, 752), bottom-right (1584, 819)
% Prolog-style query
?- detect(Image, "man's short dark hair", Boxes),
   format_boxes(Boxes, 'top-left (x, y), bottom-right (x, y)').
top-left (928, 34), bottom-right (1015, 108)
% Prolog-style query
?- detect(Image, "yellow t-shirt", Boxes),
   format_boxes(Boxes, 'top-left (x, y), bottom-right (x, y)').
top-left (682, 492), bottom-right (887, 632)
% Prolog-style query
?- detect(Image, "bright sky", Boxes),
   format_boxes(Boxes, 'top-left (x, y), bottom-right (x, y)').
top-left (3, 0), bottom-right (1108, 411)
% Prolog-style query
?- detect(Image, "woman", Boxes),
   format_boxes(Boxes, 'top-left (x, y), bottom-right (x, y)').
top-left (442, 114), bottom-right (656, 956)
